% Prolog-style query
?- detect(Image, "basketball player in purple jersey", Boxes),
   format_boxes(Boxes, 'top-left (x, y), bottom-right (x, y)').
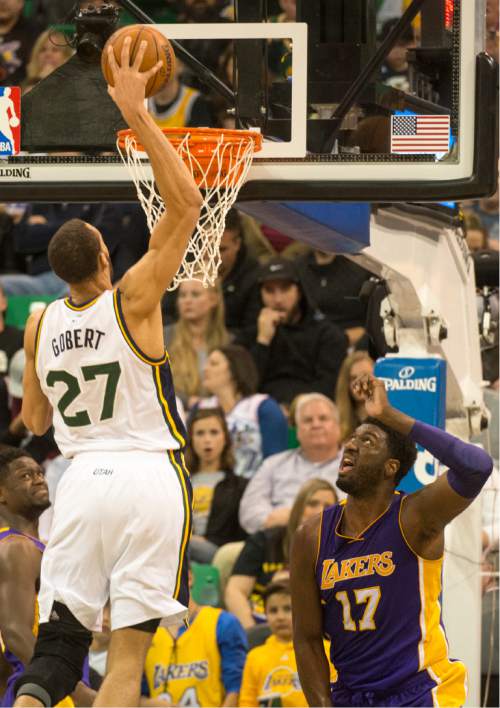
top-left (0, 447), bottom-right (93, 707)
top-left (291, 374), bottom-right (493, 707)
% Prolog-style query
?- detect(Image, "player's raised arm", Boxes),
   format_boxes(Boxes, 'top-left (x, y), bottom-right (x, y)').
top-left (354, 374), bottom-right (493, 548)
top-left (107, 38), bottom-right (203, 315)
top-left (290, 516), bottom-right (333, 707)
top-left (21, 310), bottom-right (53, 436)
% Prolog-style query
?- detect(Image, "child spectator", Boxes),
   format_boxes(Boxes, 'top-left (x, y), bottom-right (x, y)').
top-left (201, 345), bottom-right (288, 478)
top-left (225, 478), bottom-right (337, 629)
top-left (335, 351), bottom-right (374, 443)
top-left (186, 407), bottom-right (248, 564)
top-left (239, 580), bottom-right (334, 707)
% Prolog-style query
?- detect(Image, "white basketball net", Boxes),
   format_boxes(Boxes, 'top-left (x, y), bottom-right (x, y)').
top-left (118, 130), bottom-right (258, 290)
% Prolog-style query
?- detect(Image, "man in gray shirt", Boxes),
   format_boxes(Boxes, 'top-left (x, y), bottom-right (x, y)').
top-left (239, 393), bottom-right (344, 535)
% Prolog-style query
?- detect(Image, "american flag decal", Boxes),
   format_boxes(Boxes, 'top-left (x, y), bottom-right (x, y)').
top-left (390, 114), bottom-right (450, 154)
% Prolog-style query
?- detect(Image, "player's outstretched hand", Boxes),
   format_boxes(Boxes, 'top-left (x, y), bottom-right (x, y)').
top-left (352, 374), bottom-right (390, 418)
top-left (106, 37), bottom-right (162, 125)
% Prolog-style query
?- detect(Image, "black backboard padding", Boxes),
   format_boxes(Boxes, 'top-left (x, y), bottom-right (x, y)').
top-left (21, 54), bottom-right (127, 152)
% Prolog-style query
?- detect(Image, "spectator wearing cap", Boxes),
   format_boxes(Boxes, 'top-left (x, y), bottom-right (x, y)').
top-left (236, 257), bottom-right (348, 409)
top-left (218, 209), bottom-right (261, 337)
top-left (378, 17), bottom-right (416, 93)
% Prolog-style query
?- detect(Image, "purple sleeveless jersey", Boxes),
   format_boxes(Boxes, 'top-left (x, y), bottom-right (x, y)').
top-left (0, 528), bottom-right (89, 707)
top-left (315, 493), bottom-right (467, 707)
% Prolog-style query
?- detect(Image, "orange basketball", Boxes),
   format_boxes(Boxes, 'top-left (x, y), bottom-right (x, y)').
top-left (101, 25), bottom-right (175, 98)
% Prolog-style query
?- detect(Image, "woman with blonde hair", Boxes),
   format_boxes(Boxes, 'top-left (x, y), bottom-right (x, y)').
top-left (165, 279), bottom-right (230, 406)
top-left (225, 478), bottom-right (337, 629)
top-left (335, 350), bottom-right (374, 442)
top-left (23, 30), bottom-right (74, 92)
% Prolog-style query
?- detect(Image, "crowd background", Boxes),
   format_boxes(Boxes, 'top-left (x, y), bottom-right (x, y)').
top-left (0, 1), bottom-right (498, 706)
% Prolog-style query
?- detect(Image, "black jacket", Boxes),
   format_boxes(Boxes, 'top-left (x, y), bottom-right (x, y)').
top-left (237, 286), bottom-right (348, 405)
top-left (205, 471), bottom-right (248, 547)
top-left (222, 243), bottom-right (261, 335)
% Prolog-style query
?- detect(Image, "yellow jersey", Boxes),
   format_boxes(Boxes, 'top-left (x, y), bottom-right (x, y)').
top-left (144, 607), bottom-right (227, 707)
top-left (239, 635), bottom-right (335, 707)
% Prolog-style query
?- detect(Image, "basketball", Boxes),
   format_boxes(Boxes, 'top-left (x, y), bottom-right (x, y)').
top-left (101, 25), bottom-right (176, 98)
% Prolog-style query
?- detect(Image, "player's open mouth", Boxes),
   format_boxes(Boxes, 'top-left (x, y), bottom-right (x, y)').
top-left (340, 457), bottom-right (356, 473)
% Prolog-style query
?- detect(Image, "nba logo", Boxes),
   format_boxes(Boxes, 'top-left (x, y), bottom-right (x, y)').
top-left (0, 87), bottom-right (21, 156)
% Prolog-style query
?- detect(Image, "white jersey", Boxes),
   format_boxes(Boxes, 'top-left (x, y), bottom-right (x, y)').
top-left (36, 289), bottom-right (186, 458)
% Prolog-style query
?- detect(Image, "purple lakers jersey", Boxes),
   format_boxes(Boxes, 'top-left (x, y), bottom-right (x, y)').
top-left (0, 527), bottom-right (45, 708)
top-left (316, 493), bottom-right (467, 707)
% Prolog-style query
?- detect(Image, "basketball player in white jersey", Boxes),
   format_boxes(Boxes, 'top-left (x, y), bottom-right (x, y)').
top-left (13, 39), bottom-right (202, 708)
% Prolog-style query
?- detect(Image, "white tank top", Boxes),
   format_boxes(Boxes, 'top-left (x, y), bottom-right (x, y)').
top-left (35, 289), bottom-right (186, 458)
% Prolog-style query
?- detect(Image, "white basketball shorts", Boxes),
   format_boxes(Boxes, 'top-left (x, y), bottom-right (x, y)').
top-left (38, 449), bottom-right (192, 632)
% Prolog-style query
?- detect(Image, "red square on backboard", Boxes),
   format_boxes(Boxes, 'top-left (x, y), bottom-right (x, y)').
top-left (0, 87), bottom-right (21, 155)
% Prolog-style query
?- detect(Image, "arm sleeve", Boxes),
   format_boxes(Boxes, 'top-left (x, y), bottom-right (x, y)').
top-left (216, 612), bottom-right (248, 694)
top-left (238, 458), bottom-right (275, 534)
top-left (258, 398), bottom-right (289, 459)
top-left (410, 421), bottom-right (493, 498)
top-left (311, 323), bottom-right (348, 397)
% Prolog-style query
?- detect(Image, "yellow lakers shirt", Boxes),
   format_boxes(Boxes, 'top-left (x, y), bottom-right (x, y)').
top-left (239, 635), bottom-right (335, 707)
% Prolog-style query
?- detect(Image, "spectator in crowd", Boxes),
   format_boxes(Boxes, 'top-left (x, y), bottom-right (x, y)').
top-left (470, 189), bottom-right (499, 248)
top-left (239, 580), bottom-right (334, 708)
top-left (0, 283), bottom-right (23, 434)
top-left (0, 204), bottom-right (105, 296)
top-left (166, 280), bottom-right (230, 407)
top-left (268, 0), bottom-right (296, 79)
top-left (225, 478), bottom-right (337, 629)
top-left (463, 211), bottom-right (489, 252)
top-left (295, 249), bottom-right (372, 346)
top-left (148, 58), bottom-right (214, 129)
top-left (218, 209), bottom-right (261, 336)
top-left (237, 257), bottom-right (347, 409)
top-left (22, 29), bottom-right (73, 93)
top-left (239, 393), bottom-right (343, 535)
top-left (143, 566), bottom-right (248, 707)
top-left (378, 18), bottom-right (416, 92)
top-left (335, 351), bottom-right (375, 443)
top-left (200, 345), bottom-right (288, 478)
top-left (185, 407), bottom-right (248, 564)
top-left (0, 0), bottom-right (42, 86)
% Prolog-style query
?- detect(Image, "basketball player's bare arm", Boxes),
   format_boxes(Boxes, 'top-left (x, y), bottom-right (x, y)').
top-left (107, 39), bottom-right (202, 316)
top-left (0, 539), bottom-right (39, 666)
top-left (354, 374), bottom-right (493, 557)
top-left (21, 311), bottom-right (53, 436)
top-left (290, 517), bottom-right (333, 707)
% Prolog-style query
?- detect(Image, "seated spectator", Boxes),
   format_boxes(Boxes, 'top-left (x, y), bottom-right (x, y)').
top-left (225, 478), bottom-right (337, 628)
top-left (335, 351), bottom-right (374, 443)
top-left (237, 257), bottom-right (347, 409)
top-left (186, 407), bottom-right (248, 564)
top-left (0, 205), bottom-right (106, 296)
top-left (239, 580), bottom-right (334, 707)
top-left (148, 58), bottom-right (214, 128)
top-left (22, 29), bottom-right (73, 93)
top-left (378, 18), bottom-right (416, 92)
top-left (463, 211), bottom-right (489, 252)
top-left (143, 566), bottom-right (248, 707)
top-left (0, 0), bottom-right (42, 86)
top-left (166, 280), bottom-right (230, 407)
top-left (296, 249), bottom-right (372, 346)
top-left (200, 345), bottom-right (288, 478)
top-left (218, 209), bottom-right (261, 336)
top-left (0, 284), bottom-right (23, 433)
top-left (268, 0), bottom-right (295, 80)
top-left (238, 393), bottom-right (344, 536)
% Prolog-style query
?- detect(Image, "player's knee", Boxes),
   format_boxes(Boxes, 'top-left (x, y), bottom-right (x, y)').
top-left (14, 602), bottom-right (92, 707)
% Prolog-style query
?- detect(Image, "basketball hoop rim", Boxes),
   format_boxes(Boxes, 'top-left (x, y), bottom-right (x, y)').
top-left (116, 126), bottom-right (263, 152)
